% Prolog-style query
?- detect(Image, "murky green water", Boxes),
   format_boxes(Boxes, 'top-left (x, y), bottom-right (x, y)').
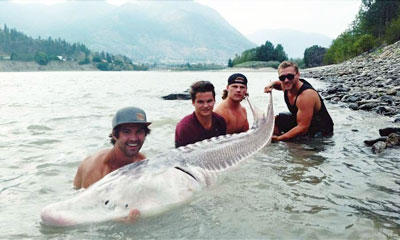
top-left (0, 71), bottom-right (398, 239)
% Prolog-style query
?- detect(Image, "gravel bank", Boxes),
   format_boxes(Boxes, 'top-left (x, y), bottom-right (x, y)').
top-left (302, 40), bottom-right (400, 123)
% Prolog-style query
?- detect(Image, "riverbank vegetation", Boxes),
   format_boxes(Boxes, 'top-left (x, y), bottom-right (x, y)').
top-left (227, 41), bottom-right (288, 68)
top-left (233, 61), bottom-right (280, 69)
top-left (232, 0), bottom-right (400, 69)
top-left (324, 0), bottom-right (400, 64)
top-left (0, 25), bottom-right (148, 71)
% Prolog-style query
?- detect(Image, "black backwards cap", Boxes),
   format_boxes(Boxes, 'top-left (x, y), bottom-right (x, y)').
top-left (228, 73), bottom-right (247, 86)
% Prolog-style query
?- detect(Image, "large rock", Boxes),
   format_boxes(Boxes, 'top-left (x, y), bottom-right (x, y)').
top-left (379, 127), bottom-right (400, 136)
top-left (386, 133), bottom-right (400, 147)
top-left (372, 141), bottom-right (387, 154)
top-left (162, 93), bottom-right (191, 100)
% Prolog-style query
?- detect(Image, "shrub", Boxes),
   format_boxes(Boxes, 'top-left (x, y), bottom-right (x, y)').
top-left (353, 34), bottom-right (377, 54)
top-left (384, 16), bottom-right (400, 44)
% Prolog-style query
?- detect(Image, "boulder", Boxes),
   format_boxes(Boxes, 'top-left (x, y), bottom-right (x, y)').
top-left (162, 93), bottom-right (191, 100)
top-left (364, 137), bottom-right (387, 146)
top-left (372, 141), bottom-right (387, 154)
top-left (379, 127), bottom-right (400, 136)
top-left (386, 88), bottom-right (397, 96)
top-left (386, 133), bottom-right (400, 147)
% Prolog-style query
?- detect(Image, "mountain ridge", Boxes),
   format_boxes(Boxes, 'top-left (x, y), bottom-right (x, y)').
top-left (0, 1), bottom-right (255, 63)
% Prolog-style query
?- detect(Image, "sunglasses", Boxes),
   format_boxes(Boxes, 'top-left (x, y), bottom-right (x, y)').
top-left (279, 74), bottom-right (295, 81)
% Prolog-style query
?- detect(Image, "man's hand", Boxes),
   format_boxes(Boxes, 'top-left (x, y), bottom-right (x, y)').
top-left (264, 80), bottom-right (282, 93)
top-left (118, 209), bottom-right (141, 224)
top-left (264, 84), bottom-right (274, 93)
top-left (126, 209), bottom-right (140, 223)
top-left (272, 135), bottom-right (280, 142)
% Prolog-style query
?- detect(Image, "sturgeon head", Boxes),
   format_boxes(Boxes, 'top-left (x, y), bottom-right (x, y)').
top-left (40, 94), bottom-right (274, 227)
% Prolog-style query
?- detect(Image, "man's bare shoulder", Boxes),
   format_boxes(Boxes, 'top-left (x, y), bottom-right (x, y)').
top-left (74, 148), bottom-right (112, 189)
top-left (79, 148), bottom-right (112, 175)
top-left (215, 100), bottom-right (227, 111)
top-left (240, 105), bottom-right (247, 114)
top-left (138, 152), bottom-right (147, 161)
top-left (214, 101), bottom-right (229, 117)
top-left (82, 149), bottom-right (110, 165)
top-left (297, 89), bottom-right (319, 104)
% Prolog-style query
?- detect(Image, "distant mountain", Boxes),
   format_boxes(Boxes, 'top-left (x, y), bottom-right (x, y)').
top-left (0, 1), bottom-right (255, 63)
top-left (247, 29), bottom-right (332, 59)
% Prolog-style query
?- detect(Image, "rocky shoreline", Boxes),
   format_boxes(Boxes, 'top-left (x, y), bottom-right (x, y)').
top-left (302, 40), bottom-right (400, 123)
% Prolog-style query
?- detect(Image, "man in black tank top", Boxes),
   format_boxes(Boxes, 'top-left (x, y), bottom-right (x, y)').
top-left (264, 61), bottom-right (333, 141)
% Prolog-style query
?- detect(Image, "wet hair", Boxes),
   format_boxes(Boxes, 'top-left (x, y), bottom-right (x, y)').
top-left (190, 80), bottom-right (215, 102)
top-left (278, 61), bottom-right (299, 74)
top-left (222, 89), bottom-right (228, 100)
top-left (109, 124), bottom-right (151, 145)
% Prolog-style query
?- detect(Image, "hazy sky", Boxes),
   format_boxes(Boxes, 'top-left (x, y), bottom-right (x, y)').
top-left (196, 0), bottom-right (362, 38)
top-left (12, 0), bottom-right (362, 39)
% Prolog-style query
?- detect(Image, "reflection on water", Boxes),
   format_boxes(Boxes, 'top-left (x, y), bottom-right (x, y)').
top-left (0, 71), bottom-right (399, 239)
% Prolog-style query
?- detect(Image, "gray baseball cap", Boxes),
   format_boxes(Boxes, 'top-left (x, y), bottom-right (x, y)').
top-left (112, 107), bottom-right (151, 129)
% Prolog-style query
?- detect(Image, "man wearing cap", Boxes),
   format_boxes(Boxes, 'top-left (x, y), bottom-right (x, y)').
top-left (264, 61), bottom-right (333, 141)
top-left (73, 107), bottom-right (151, 222)
top-left (215, 73), bottom-right (249, 134)
top-left (73, 107), bottom-right (151, 189)
top-left (175, 81), bottom-right (226, 148)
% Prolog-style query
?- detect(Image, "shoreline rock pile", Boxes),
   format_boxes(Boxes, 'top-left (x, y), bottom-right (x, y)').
top-left (302, 40), bottom-right (400, 123)
top-left (364, 127), bottom-right (400, 154)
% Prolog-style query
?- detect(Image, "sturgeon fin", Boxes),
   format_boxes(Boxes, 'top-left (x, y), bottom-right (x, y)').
top-left (173, 94), bottom-right (274, 173)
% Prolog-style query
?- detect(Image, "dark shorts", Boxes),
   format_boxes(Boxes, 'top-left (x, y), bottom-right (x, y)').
top-left (275, 112), bottom-right (332, 138)
top-left (276, 112), bottom-right (297, 134)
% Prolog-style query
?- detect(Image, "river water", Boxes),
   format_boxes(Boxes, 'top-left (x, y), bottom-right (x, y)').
top-left (0, 71), bottom-right (399, 239)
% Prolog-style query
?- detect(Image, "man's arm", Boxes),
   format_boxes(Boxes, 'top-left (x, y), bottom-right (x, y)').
top-left (214, 103), bottom-right (228, 122)
top-left (274, 90), bottom-right (317, 141)
top-left (242, 107), bottom-right (249, 132)
top-left (73, 164), bottom-right (83, 189)
top-left (264, 80), bottom-right (282, 93)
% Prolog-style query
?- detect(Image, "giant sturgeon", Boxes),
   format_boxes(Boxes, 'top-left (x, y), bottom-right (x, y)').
top-left (40, 94), bottom-right (274, 227)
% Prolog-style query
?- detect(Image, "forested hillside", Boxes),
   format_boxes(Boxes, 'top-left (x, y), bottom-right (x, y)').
top-left (0, 1), bottom-right (255, 63)
top-left (324, 0), bottom-right (400, 64)
top-left (0, 25), bottom-right (89, 64)
top-left (0, 25), bottom-right (147, 70)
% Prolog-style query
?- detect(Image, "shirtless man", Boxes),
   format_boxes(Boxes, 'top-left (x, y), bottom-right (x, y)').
top-left (73, 106), bottom-right (151, 220)
top-left (264, 61), bottom-right (333, 141)
top-left (215, 73), bottom-right (249, 134)
top-left (175, 80), bottom-right (226, 148)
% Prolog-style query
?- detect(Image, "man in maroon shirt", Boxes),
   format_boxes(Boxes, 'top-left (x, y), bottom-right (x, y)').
top-left (175, 81), bottom-right (226, 148)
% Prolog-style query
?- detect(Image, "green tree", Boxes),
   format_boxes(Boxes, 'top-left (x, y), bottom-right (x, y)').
top-left (324, 31), bottom-right (358, 64)
top-left (384, 14), bottom-right (400, 44)
top-left (353, 34), bottom-right (377, 54)
top-left (355, 0), bottom-right (400, 38)
top-left (228, 58), bottom-right (233, 67)
top-left (273, 44), bottom-right (288, 62)
top-left (92, 54), bottom-right (103, 63)
top-left (324, 0), bottom-right (400, 64)
top-left (97, 62), bottom-right (109, 71)
top-left (304, 45), bottom-right (327, 68)
top-left (34, 51), bottom-right (48, 65)
top-left (256, 41), bottom-right (275, 61)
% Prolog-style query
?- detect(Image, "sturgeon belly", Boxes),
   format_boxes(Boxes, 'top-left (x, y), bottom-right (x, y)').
top-left (41, 167), bottom-right (202, 227)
